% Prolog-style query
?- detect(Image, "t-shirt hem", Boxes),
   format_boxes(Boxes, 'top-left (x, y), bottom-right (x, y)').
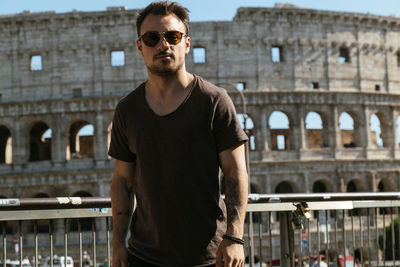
top-left (217, 137), bottom-right (248, 153)
top-left (107, 151), bottom-right (136, 162)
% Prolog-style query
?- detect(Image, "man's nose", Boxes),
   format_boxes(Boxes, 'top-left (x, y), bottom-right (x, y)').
top-left (158, 36), bottom-right (169, 49)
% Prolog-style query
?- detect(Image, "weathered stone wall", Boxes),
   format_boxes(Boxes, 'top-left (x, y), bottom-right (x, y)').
top-left (0, 5), bottom-right (400, 200)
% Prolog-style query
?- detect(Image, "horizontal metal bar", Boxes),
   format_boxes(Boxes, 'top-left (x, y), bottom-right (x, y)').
top-left (353, 200), bottom-right (400, 208)
top-left (247, 201), bottom-right (354, 212)
top-left (0, 197), bottom-right (111, 211)
top-left (247, 192), bottom-right (400, 203)
top-left (0, 208), bottom-right (111, 221)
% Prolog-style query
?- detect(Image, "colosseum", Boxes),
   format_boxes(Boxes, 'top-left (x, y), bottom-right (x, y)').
top-left (0, 4), bottom-right (400, 203)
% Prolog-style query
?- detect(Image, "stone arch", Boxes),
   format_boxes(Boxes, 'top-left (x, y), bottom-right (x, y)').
top-left (275, 181), bottom-right (297, 193)
top-left (29, 122), bottom-right (51, 162)
top-left (268, 110), bottom-right (291, 150)
top-left (339, 112), bottom-right (356, 148)
top-left (370, 112), bottom-right (389, 148)
top-left (30, 193), bottom-right (52, 233)
top-left (338, 109), bottom-right (363, 148)
top-left (305, 111), bottom-right (328, 148)
top-left (377, 177), bottom-right (397, 192)
top-left (250, 182), bottom-right (261, 193)
top-left (0, 125), bottom-right (12, 164)
top-left (237, 113), bottom-right (256, 151)
top-left (347, 179), bottom-right (360, 192)
top-left (67, 120), bottom-right (95, 160)
top-left (347, 179), bottom-right (364, 216)
top-left (377, 178), bottom-right (397, 214)
top-left (70, 191), bottom-right (94, 231)
top-left (312, 179), bottom-right (333, 193)
top-left (312, 179), bottom-right (332, 219)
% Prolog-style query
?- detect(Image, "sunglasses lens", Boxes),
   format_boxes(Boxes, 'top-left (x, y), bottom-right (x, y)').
top-left (141, 31), bottom-right (185, 47)
top-left (165, 31), bottom-right (183, 45)
top-left (142, 32), bottom-right (161, 47)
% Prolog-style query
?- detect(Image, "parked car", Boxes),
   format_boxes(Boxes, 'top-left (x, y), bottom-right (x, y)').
top-left (41, 256), bottom-right (73, 267)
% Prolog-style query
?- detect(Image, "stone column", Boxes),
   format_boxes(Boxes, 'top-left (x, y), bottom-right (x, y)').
top-left (330, 106), bottom-right (340, 157)
top-left (294, 105), bottom-right (306, 151)
top-left (261, 111), bottom-right (270, 152)
top-left (51, 114), bottom-right (66, 166)
top-left (390, 108), bottom-right (397, 157)
top-left (371, 171), bottom-right (378, 192)
top-left (13, 118), bottom-right (25, 170)
top-left (94, 110), bottom-right (107, 166)
top-left (361, 106), bottom-right (370, 156)
top-left (303, 172), bottom-right (310, 193)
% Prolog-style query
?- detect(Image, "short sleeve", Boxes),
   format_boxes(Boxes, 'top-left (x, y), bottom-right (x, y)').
top-left (212, 90), bottom-right (248, 153)
top-left (108, 104), bottom-right (137, 162)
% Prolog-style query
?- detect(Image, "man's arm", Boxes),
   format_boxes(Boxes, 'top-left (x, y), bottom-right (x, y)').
top-left (216, 143), bottom-right (248, 267)
top-left (110, 159), bottom-right (136, 267)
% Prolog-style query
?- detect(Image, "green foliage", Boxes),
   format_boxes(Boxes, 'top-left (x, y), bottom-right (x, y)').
top-left (379, 217), bottom-right (400, 260)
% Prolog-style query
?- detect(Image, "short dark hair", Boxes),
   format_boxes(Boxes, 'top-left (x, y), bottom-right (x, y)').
top-left (136, 1), bottom-right (190, 37)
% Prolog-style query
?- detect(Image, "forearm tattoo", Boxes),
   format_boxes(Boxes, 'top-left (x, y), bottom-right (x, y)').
top-left (225, 176), bottom-right (244, 225)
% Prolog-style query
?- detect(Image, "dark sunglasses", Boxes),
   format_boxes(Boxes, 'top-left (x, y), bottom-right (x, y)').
top-left (139, 31), bottom-right (187, 47)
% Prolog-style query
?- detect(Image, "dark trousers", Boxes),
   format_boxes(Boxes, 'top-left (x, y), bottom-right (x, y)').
top-left (127, 253), bottom-right (216, 267)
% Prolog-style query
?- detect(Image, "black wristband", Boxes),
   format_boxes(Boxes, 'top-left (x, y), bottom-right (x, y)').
top-left (222, 234), bottom-right (245, 245)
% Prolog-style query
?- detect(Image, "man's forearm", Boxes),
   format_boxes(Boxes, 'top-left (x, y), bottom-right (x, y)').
top-left (224, 173), bottom-right (248, 238)
top-left (111, 175), bottom-right (133, 246)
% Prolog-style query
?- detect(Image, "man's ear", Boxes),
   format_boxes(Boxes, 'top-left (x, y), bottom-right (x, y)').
top-left (136, 39), bottom-right (143, 57)
top-left (185, 36), bottom-right (191, 55)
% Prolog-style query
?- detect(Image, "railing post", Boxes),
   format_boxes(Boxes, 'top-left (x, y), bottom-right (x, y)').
top-left (280, 211), bottom-right (295, 267)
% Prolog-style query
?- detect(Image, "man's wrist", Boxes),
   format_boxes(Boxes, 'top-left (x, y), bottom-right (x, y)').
top-left (222, 234), bottom-right (245, 245)
top-left (225, 225), bottom-right (243, 239)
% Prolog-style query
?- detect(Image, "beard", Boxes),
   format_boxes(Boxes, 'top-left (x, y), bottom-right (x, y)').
top-left (147, 61), bottom-right (182, 76)
top-left (147, 51), bottom-right (183, 77)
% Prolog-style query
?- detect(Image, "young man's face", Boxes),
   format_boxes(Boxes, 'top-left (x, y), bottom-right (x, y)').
top-left (137, 14), bottom-right (190, 76)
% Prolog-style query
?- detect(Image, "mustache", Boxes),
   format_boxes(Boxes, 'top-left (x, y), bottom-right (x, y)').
top-left (154, 51), bottom-right (174, 59)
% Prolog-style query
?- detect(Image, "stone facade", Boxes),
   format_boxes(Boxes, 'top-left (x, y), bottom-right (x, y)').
top-left (1, 4), bottom-right (400, 200)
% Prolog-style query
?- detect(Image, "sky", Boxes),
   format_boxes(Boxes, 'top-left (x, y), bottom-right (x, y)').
top-left (0, 0), bottom-right (399, 20)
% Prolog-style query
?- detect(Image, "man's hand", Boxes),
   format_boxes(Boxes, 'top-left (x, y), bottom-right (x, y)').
top-left (112, 242), bottom-right (128, 267)
top-left (216, 239), bottom-right (245, 267)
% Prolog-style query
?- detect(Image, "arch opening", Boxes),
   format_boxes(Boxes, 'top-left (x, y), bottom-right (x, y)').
top-left (339, 112), bottom-right (356, 148)
top-left (377, 179), bottom-right (397, 214)
top-left (305, 111), bottom-right (326, 148)
top-left (312, 180), bottom-right (327, 193)
top-left (67, 121), bottom-right (94, 160)
top-left (370, 114), bottom-right (383, 147)
top-left (269, 111), bottom-right (290, 150)
top-left (0, 126), bottom-right (12, 164)
top-left (237, 113), bottom-right (255, 151)
top-left (29, 122), bottom-right (51, 162)
top-left (275, 181), bottom-right (294, 193)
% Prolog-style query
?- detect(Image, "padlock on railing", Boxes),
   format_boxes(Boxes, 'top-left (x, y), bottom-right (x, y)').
top-left (289, 201), bottom-right (311, 229)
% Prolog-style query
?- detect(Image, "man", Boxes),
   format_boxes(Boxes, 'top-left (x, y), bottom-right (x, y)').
top-left (109, 1), bottom-right (249, 267)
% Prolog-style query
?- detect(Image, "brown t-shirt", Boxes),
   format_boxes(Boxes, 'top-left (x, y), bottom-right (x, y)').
top-left (108, 75), bottom-right (248, 267)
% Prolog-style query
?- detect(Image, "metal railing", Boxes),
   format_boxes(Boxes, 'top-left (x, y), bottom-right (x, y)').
top-left (1, 193), bottom-right (400, 267)
top-left (0, 197), bottom-right (111, 267)
top-left (245, 192), bottom-right (400, 267)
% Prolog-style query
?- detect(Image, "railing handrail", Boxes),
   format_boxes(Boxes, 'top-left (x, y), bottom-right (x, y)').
top-left (247, 192), bottom-right (400, 202)
top-left (0, 192), bottom-right (399, 211)
top-left (0, 197), bottom-right (111, 211)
